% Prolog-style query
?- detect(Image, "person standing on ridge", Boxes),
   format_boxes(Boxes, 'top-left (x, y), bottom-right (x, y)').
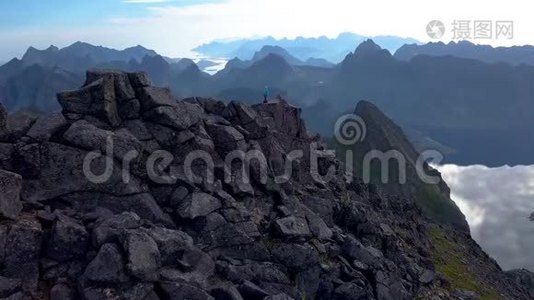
top-left (263, 86), bottom-right (270, 103)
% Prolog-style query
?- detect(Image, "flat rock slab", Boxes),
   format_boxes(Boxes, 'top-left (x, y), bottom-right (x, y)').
top-left (274, 216), bottom-right (311, 239)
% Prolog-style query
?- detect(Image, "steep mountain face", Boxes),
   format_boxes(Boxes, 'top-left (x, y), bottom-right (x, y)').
top-left (395, 41), bottom-right (534, 66)
top-left (331, 42), bottom-right (534, 166)
top-left (339, 101), bottom-right (468, 231)
top-left (0, 70), bottom-right (530, 299)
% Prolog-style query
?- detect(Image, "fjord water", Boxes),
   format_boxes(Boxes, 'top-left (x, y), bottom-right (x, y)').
top-left (436, 164), bottom-right (534, 271)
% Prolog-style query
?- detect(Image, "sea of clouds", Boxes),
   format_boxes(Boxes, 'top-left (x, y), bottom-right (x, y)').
top-left (437, 164), bottom-right (534, 271)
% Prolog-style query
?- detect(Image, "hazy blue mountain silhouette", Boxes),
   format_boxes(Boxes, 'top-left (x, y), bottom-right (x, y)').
top-left (0, 43), bottom-right (206, 113)
top-left (21, 42), bottom-right (159, 72)
top-left (395, 40), bottom-right (534, 66)
top-left (2, 40), bottom-right (534, 166)
top-left (194, 32), bottom-right (420, 62)
top-left (222, 45), bottom-right (334, 72)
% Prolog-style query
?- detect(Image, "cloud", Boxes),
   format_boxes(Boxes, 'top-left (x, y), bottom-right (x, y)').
top-left (1, 0), bottom-right (533, 61)
top-left (437, 164), bottom-right (534, 271)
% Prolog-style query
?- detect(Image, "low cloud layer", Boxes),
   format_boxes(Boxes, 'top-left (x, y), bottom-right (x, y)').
top-left (437, 164), bottom-right (534, 271)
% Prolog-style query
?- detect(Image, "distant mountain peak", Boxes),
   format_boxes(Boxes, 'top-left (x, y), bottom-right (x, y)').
top-left (353, 39), bottom-right (383, 56)
top-left (46, 45), bottom-right (60, 52)
top-left (341, 39), bottom-right (394, 66)
top-left (252, 45), bottom-right (302, 65)
top-left (252, 53), bottom-right (291, 67)
top-left (69, 41), bottom-right (93, 48)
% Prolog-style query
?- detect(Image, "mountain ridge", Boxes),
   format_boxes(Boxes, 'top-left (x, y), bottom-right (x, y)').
top-left (395, 40), bottom-right (534, 66)
top-left (2, 40), bottom-right (534, 166)
top-left (0, 70), bottom-right (530, 299)
top-left (194, 33), bottom-right (420, 63)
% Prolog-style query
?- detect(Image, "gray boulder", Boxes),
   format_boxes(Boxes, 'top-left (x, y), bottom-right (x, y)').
top-left (306, 214), bottom-right (333, 240)
top-left (141, 226), bottom-right (193, 265)
top-left (62, 119), bottom-right (142, 160)
top-left (0, 170), bottom-right (22, 219)
top-left (418, 269), bottom-right (436, 284)
top-left (46, 215), bottom-right (89, 262)
top-left (26, 112), bottom-right (67, 142)
top-left (223, 101), bottom-right (268, 139)
top-left (143, 101), bottom-right (203, 131)
top-left (185, 97), bottom-right (226, 115)
top-left (128, 72), bottom-right (152, 88)
top-left (137, 86), bottom-right (177, 110)
top-left (85, 69), bottom-right (136, 101)
top-left (271, 243), bottom-right (318, 271)
top-left (120, 230), bottom-right (161, 281)
top-left (65, 192), bottom-right (169, 226)
top-left (342, 236), bottom-right (383, 267)
top-left (2, 219), bottom-right (43, 290)
top-left (159, 246), bottom-right (215, 285)
top-left (93, 212), bottom-right (142, 247)
top-left (58, 77), bottom-right (121, 127)
top-left (176, 192), bottom-right (222, 219)
top-left (21, 142), bottom-right (143, 202)
top-left (273, 216), bottom-right (311, 239)
top-left (84, 243), bottom-right (128, 283)
top-left (205, 122), bottom-right (247, 155)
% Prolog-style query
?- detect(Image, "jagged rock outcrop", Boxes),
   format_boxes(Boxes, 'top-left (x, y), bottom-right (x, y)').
top-left (507, 269), bottom-right (534, 298)
top-left (0, 70), bottom-right (530, 300)
top-left (342, 100), bottom-right (468, 231)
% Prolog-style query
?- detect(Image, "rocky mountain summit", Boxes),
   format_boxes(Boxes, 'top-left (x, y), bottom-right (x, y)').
top-left (0, 70), bottom-right (530, 299)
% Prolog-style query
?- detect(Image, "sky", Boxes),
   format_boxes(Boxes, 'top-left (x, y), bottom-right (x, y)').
top-left (437, 164), bottom-right (534, 272)
top-left (0, 0), bottom-right (532, 61)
